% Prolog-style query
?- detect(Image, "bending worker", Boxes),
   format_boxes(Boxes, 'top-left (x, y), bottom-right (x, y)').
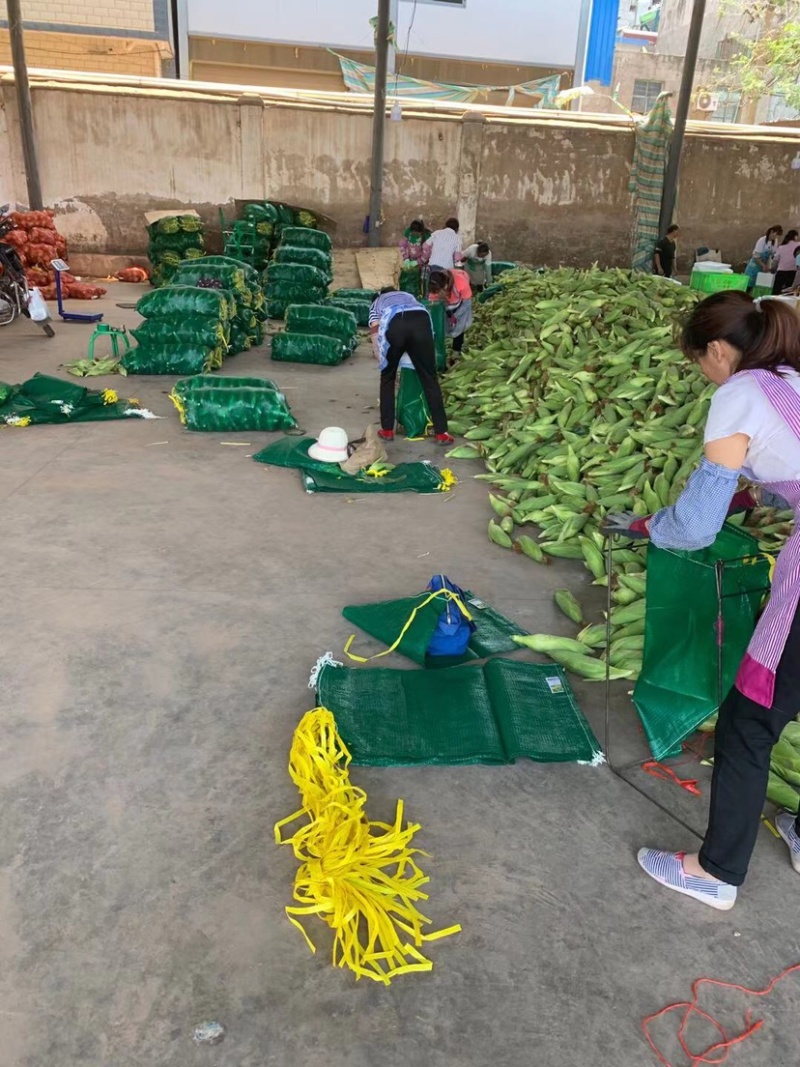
top-left (605, 290), bottom-right (800, 910)
top-left (368, 288), bottom-right (453, 445)
top-left (428, 268), bottom-right (473, 356)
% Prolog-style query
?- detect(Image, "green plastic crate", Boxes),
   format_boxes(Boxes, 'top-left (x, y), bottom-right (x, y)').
top-left (690, 271), bottom-right (749, 293)
top-left (752, 284), bottom-right (773, 298)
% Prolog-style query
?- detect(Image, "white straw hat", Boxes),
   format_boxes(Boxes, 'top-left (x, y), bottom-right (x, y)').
top-left (308, 426), bottom-right (349, 463)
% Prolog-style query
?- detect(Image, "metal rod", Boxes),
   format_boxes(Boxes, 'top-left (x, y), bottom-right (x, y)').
top-left (6, 0), bottom-right (43, 210)
top-left (367, 0), bottom-right (391, 249)
top-left (658, 0), bottom-right (706, 234)
top-left (604, 535), bottom-right (614, 765)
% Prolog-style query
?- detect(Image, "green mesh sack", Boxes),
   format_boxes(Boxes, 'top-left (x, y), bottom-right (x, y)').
top-left (491, 261), bottom-right (517, 278)
top-left (328, 297), bottom-right (370, 327)
top-left (131, 318), bottom-right (230, 350)
top-left (251, 435), bottom-right (340, 474)
top-left (399, 265), bottom-right (421, 297)
top-left (270, 332), bottom-right (345, 366)
top-left (272, 203), bottom-right (296, 226)
top-left (396, 367), bottom-right (431, 438)
top-left (122, 343), bottom-right (220, 375)
top-left (277, 227), bottom-right (331, 253)
top-left (266, 295), bottom-right (320, 320)
top-left (244, 202), bottom-right (279, 224)
top-left (265, 262), bottom-right (330, 290)
top-left (632, 524), bottom-right (771, 760)
top-left (422, 299), bottom-right (447, 371)
top-left (273, 245), bottom-right (332, 276)
top-left (136, 286), bottom-right (231, 322)
top-left (0, 374), bottom-right (148, 426)
top-left (285, 304), bottom-right (357, 346)
top-left (294, 209), bottom-right (318, 229)
top-left (148, 230), bottom-right (204, 255)
top-left (170, 375), bottom-right (296, 432)
top-left (148, 263), bottom-right (178, 288)
top-left (334, 288), bottom-right (378, 302)
top-left (171, 261), bottom-right (248, 296)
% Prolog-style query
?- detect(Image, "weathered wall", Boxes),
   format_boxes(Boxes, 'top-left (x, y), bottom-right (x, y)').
top-left (1, 74), bottom-right (798, 269)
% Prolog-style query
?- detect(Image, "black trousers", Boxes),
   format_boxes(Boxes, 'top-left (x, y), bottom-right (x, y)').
top-left (380, 310), bottom-right (448, 435)
top-left (699, 603), bottom-right (800, 886)
top-left (773, 270), bottom-right (796, 294)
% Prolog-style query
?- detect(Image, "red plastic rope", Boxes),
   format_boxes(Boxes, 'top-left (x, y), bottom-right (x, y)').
top-left (643, 963), bottom-right (800, 1067)
top-left (642, 760), bottom-right (702, 796)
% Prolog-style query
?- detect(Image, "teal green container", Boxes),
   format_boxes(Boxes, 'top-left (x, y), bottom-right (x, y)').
top-left (423, 300), bottom-right (447, 371)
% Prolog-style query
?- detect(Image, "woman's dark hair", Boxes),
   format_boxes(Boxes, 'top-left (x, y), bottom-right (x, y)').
top-left (428, 269), bottom-right (450, 293)
top-left (766, 224), bottom-right (783, 240)
top-left (378, 286), bottom-right (397, 295)
top-left (476, 241), bottom-right (490, 257)
top-left (409, 219), bottom-right (425, 234)
top-left (681, 290), bottom-right (800, 374)
top-left (780, 229), bottom-right (798, 245)
top-left (445, 217), bottom-right (459, 232)
top-left (667, 224), bottom-right (679, 235)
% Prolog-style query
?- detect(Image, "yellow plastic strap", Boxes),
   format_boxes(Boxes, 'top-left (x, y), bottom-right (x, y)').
top-left (274, 708), bottom-right (460, 983)
top-left (101, 388), bottom-right (119, 405)
top-left (344, 588), bottom-right (473, 663)
top-left (168, 388), bottom-right (187, 425)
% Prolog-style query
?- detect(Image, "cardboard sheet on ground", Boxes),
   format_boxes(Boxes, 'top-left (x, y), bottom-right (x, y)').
top-left (0, 374), bottom-right (151, 426)
top-left (316, 659), bottom-right (603, 766)
top-left (252, 436), bottom-right (451, 494)
top-left (342, 590), bottom-right (530, 667)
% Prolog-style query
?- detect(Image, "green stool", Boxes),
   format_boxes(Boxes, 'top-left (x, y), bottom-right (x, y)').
top-left (88, 323), bottom-right (132, 360)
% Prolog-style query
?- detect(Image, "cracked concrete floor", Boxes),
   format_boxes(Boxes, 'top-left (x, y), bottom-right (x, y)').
top-left (0, 286), bottom-right (799, 1067)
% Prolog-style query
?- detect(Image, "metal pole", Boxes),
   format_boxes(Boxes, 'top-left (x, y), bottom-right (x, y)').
top-left (658, 0), bottom-right (706, 234)
top-left (368, 0), bottom-right (390, 248)
top-left (6, 0), bottom-right (43, 209)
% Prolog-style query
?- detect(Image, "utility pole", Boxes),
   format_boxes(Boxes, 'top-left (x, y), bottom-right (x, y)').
top-left (658, 0), bottom-right (706, 234)
top-left (367, 0), bottom-right (390, 248)
top-left (6, 0), bottom-right (43, 209)
top-left (387, 0), bottom-right (399, 76)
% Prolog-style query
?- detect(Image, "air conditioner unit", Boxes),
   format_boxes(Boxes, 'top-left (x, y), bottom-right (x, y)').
top-left (696, 91), bottom-right (720, 111)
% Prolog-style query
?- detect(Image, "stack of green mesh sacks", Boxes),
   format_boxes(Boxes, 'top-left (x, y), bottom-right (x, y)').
top-left (171, 257), bottom-right (265, 353)
top-left (264, 228), bottom-right (333, 319)
top-left (327, 287), bottom-right (377, 328)
top-left (271, 303), bottom-right (359, 366)
top-left (147, 215), bottom-right (205, 288)
top-left (124, 287), bottom-right (232, 375)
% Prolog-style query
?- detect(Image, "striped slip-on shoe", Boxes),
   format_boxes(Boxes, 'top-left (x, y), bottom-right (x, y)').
top-left (774, 812), bottom-right (800, 874)
top-left (637, 848), bottom-right (737, 911)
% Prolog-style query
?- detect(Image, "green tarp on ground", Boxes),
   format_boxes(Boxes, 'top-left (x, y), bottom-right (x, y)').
top-left (342, 589), bottom-right (530, 666)
top-left (252, 436), bottom-right (453, 494)
top-left (633, 523), bottom-right (770, 760)
top-left (0, 374), bottom-right (153, 426)
top-left (315, 658), bottom-right (603, 766)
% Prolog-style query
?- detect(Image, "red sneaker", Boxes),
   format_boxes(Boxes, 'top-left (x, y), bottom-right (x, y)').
top-left (435, 432), bottom-right (455, 446)
top-left (377, 429), bottom-right (395, 441)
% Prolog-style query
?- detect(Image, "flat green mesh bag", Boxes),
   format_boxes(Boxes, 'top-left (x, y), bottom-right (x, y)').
top-left (0, 374), bottom-right (149, 426)
top-left (285, 305), bottom-right (358, 346)
top-left (396, 368), bottom-right (431, 439)
top-left (170, 375), bottom-right (296, 432)
top-left (131, 318), bottom-right (230, 350)
top-left (270, 332), bottom-right (346, 366)
top-left (633, 523), bottom-right (771, 760)
top-left (315, 659), bottom-right (602, 766)
top-left (279, 226), bottom-right (331, 253)
top-left (266, 262), bottom-right (330, 290)
top-left (342, 589), bottom-right (529, 667)
top-left (252, 435), bottom-right (341, 474)
top-left (333, 288), bottom-right (378, 302)
top-left (328, 298), bottom-right (370, 327)
top-left (122, 343), bottom-right (220, 375)
top-left (273, 246), bottom-right (332, 275)
top-left (136, 286), bottom-right (231, 322)
top-left (422, 300), bottom-right (447, 371)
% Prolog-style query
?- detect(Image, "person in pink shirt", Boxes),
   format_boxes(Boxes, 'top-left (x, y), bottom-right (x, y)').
top-left (428, 267), bottom-right (473, 356)
top-left (773, 229), bottom-right (800, 294)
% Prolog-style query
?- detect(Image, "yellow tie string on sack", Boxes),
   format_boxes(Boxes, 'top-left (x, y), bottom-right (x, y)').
top-left (274, 708), bottom-right (460, 983)
top-left (343, 588), bottom-right (474, 663)
top-left (101, 388), bottom-right (119, 405)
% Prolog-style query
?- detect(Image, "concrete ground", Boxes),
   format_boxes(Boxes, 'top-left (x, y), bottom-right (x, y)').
top-left (1, 285), bottom-right (799, 1067)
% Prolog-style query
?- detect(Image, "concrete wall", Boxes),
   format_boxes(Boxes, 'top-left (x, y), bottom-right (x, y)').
top-left (2, 74), bottom-right (799, 269)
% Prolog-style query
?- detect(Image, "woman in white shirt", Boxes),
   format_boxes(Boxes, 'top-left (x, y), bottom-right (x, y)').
top-left (605, 291), bottom-right (800, 910)
top-left (743, 224), bottom-right (782, 289)
top-left (424, 218), bottom-right (462, 271)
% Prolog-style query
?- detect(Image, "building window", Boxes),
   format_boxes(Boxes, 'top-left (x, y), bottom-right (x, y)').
top-left (767, 94), bottom-right (800, 124)
top-left (631, 79), bottom-right (663, 113)
top-left (710, 90), bottom-right (741, 123)
top-left (715, 37), bottom-right (743, 61)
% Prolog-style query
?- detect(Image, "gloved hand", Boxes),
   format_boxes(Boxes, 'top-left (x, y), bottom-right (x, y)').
top-left (603, 512), bottom-right (651, 539)
top-left (728, 489), bottom-right (758, 515)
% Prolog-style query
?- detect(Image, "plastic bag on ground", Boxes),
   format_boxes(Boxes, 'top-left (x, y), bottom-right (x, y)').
top-left (396, 367), bottom-right (431, 438)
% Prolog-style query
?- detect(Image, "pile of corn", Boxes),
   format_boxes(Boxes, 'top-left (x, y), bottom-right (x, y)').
top-left (443, 267), bottom-right (791, 681)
